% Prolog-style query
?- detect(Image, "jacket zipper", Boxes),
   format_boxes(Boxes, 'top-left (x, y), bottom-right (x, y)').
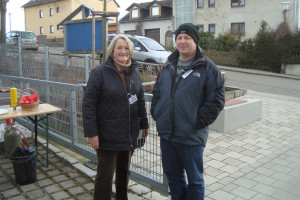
top-left (169, 63), bottom-right (197, 138)
top-left (128, 76), bottom-right (133, 149)
top-left (107, 65), bottom-right (133, 149)
top-left (169, 64), bottom-right (176, 139)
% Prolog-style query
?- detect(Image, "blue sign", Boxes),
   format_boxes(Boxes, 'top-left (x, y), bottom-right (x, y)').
top-left (66, 20), bottom-right (103, 52)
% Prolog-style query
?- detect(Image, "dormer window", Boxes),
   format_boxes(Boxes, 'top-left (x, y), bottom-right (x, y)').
top-left (131, 6), bottom-right (139, 18)
top-left (151, 4), bottom-right (160, 16)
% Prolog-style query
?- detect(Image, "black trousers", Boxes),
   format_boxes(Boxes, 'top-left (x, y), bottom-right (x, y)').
top-left (94, 149), bottom-right (132, 200)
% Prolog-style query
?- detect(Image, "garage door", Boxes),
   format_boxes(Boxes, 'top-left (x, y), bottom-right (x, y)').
top-left (145, 29), bottom-right (160, 44)
top-left (125, 30), bottom-right (137, 35)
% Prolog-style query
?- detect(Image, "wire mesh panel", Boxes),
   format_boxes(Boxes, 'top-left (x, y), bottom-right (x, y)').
top-left (22, 51), bottom-right (46, 80)
top-left (49, 54), bottom-right (86, 84)
top-left (0, 44), bottom-right (20, 76)
top-left (131, 100), bottom-right (163, 183)
top-left (129, 94), bottom-right (169, 195)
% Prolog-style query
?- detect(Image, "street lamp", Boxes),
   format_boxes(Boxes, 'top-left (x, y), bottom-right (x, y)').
top-left (281, 1), bottom-right (291, 23)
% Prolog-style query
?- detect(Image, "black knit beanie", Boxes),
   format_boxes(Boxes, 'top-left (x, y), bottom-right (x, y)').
top-left (175, 23), bottom-right (200, 45)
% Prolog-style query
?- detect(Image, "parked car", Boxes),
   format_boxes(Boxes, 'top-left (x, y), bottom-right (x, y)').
top-left (6, 30), bottom-right (39, 50)
top-left (108, 34), bottom-right (171, 64)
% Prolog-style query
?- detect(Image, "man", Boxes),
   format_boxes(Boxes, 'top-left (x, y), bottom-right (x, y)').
top-left (151, 23), bottom-right (225, 200)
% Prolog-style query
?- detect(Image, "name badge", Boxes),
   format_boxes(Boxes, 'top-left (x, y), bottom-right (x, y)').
top-left (182, 69), bottom-right (193, 79)
top-left (129, 94), bottom-right (137, 104)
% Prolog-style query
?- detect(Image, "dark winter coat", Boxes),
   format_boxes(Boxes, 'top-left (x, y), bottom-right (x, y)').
top-left (151, 47), bottom-right (225, 146)
top-left (83, 56), bottom-right (148, 150)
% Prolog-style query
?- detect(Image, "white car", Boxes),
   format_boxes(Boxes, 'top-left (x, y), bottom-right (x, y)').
top-left (6, 30), bottom-right (39, 50)
top-left (108, 34), bottom-right (171, 64)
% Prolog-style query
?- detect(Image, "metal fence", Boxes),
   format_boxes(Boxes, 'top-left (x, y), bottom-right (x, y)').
top-left (0, 43), bottom-right (168, 195)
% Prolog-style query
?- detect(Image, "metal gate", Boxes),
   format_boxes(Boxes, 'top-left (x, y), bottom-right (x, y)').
top-left (0, 44), bottom-right (169, 195)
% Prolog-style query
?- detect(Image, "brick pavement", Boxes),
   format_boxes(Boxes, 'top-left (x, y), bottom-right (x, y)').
top-left (0, 90), bottom-right (300, 200)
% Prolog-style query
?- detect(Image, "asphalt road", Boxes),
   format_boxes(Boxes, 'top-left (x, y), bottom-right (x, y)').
top-left (219, 67), bottom-right (300, 98)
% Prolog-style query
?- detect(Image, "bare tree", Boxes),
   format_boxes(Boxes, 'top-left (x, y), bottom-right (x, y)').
top-left (199, 3), bottom-right (229, 35)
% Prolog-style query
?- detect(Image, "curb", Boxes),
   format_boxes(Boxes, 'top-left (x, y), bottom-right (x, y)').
top-left (218, 65), bottom-right (300, 80)
top-left (38, 137), bottom-right (96, 179)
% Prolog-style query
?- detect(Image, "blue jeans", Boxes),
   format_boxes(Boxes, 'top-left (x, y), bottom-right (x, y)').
top-left (161, 138), bottom-right (205, 200)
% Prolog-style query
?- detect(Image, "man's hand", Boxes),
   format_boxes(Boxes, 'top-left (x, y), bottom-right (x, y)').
top-left (88, 136), bottom-right (99, 149)
top-left (142, 129), bottom-right (148, 138)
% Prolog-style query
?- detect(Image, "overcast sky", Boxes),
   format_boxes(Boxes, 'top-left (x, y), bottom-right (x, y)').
top-left (5, 0), bottom-right (150, 32)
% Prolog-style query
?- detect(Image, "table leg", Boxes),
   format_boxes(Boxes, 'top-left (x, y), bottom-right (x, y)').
top-left (31, 115), bottom-right (49, 167)
top-left (35, 115), bottom-right (38, 151)
top-left (46, 114), bottom-right (49, 167)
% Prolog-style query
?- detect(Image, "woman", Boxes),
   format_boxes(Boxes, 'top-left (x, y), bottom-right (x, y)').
top-left (82, 34), bottom-right (149, 200)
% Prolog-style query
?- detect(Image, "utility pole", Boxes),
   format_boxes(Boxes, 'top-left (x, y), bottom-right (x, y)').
top-left (0, 0), bottom-right (8, 43)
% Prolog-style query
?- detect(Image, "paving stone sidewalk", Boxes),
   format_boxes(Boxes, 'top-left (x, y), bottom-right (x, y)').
top-left (204, 91), bottom-right (300, 200)
top-left (0, 91), bottom-right (300, 200)
top-left (0, 143), bottom-right (164, 200)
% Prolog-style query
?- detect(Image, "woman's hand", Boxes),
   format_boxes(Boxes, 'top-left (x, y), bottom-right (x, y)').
top-left (88, 136), bottom-right (99, 149)
top-left (142, 129), bottom-right (148, 138)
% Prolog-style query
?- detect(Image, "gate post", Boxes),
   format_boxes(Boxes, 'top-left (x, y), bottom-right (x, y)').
top-left (69, 90), bottom-right (78, 144)
top-left (45, 47), bottom-right (50, 103)
top-left (84, 55), bottom-right (90, 84)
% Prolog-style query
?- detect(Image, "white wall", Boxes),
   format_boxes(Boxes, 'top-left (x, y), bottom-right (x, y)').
top-left (174, 0), bottom-right (298, 39)
top-left (119, 19), bottom-right (173, 45)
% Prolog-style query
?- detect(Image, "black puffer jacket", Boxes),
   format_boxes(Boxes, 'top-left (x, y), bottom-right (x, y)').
top-left (83, 56), bottom-right (148, 150)
top-left (151, 47), bottom-right (225, 146)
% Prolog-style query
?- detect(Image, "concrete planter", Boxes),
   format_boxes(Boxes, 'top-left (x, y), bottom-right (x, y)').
top-left (211, 98), bottom-right (262, 133)
top-left (225, 87), bottom-right (247, 101)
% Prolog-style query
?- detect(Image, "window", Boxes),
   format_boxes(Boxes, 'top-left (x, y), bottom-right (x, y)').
top-left (231, 0), bottom-right (245, 7)
top-left (10, 31), bottom-right (20, 37)
top-left (197, 24), bottom-right (204, 32)
top-left (57, 7), bottom-right (60, 13)
top-left (208, 0), bottom-right (215, 7)
top-left (39, 10), bottom-right (43, 18)
top-left (57, 25), bottom-right (60, 30)
top-left (50, 8), bottom-right (53, 16)
top-left (231, 23), bottom-right (245, 34)
top-left (197, 0), bottom-right (204, 8)
top-left (50, 25), bottom-right (54, 33)
top-left (40, 27), bottom-right (44, 34)
top-left (209, 24), bottom-right (215, 33)
top-left (151, 4), bottom-right (160, 16)
top-left (131, 6), bottom-right (139, 18)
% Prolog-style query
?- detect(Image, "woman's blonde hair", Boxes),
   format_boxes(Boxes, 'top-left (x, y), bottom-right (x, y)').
top-left (107, 34), bottom-right (134, 58)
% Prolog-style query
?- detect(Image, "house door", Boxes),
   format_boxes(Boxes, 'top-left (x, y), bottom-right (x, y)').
top-left (145, 29), bottom-right (160, 44)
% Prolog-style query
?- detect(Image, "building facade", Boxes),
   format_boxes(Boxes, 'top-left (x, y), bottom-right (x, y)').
top-left (173, 0), bottom-right (300, 39)
top-left (22, 0), bottom-right (119, 41)
top-left (119, 0), bottom-right (173, 46)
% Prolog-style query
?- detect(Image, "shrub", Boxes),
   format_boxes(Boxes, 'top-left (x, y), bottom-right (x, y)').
top-left (199, 32), bottom-right (215, 50)
top-left (215, 33), bottom-right (237, 52)
top-left (237, 20), bottom-right (300, 72)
